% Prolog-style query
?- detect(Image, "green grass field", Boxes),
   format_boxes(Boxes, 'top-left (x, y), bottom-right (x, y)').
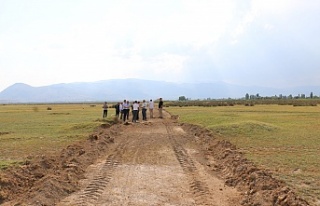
top-left (166, 105), bottom-right (320, 203)
top-left (0, 103), bottom-right (113, 169)
top-left (1, 103), bottom-right (319, 203)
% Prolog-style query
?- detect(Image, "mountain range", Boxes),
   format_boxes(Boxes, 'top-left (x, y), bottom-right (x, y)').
top-left (0, 79), bottom-right (319, 103)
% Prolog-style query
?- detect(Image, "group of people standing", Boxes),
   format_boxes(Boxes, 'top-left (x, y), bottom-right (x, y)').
top-left (102, 98), bottom-right (164, 122)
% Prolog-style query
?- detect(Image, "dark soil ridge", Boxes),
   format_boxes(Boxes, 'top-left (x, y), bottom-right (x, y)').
top-left (0, 121), bottom-right (311, 205)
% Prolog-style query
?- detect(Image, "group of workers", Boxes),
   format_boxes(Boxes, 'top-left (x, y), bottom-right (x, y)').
top-left (102, 98), bottom-right (164, 122)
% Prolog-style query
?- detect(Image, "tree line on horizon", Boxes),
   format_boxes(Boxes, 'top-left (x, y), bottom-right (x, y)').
top-left (172, 92), bottom-right (320, 107)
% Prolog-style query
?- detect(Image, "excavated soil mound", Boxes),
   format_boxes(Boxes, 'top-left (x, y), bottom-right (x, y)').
top-left (0, 117), bottom-right (310, 205)
top-left (181, 123), bottom-right (309, 206)
top-left (0, 123), bottom-right (119, 205)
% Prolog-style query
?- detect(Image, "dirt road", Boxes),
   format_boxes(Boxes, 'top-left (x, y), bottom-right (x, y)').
top-left (1, 110), bottom-right (310, 205)
top-left (57, 117), bottom-right (241, 206)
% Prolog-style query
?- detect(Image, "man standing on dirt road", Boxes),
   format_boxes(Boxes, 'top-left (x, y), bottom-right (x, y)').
top-left (158, 98), bottom-right (163, 118)
top-left (119, 102), bottom-right (123, 120)
top-left (102, 102), bottom-right (108, 118)
top-left (132, 100), bottom-right (139, 122)
top-left (149, 99), bottom-right (154, 119)
top-left (123, 100), bottom-right (129, 121)
top-left (142, 99), bottom-right (147, 120)
top-left (115, 102), bottom-right (120, 118)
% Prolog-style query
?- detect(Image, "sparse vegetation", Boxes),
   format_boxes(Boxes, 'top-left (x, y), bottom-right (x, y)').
top-left (1, 102), bottom-right (320, 203)
top-left (0, 103), bottom-right (113, 168)
top-left (166, 104), bottom-right (320, 204)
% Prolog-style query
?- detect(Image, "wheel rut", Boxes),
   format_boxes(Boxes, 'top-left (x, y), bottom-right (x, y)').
top-left (166, 124), bottom-right (216, 206)
top-left (58, 120), bottom-right (241, 206)
top-left (60, 141), bottom-right (128, 205)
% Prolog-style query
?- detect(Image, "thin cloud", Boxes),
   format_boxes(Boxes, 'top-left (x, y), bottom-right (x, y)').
top-left (0, 0), bottom-right (319, 92)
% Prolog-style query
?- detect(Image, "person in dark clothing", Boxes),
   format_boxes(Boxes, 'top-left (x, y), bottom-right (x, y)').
top-left (102, 102), bottom-right (108, 118)
top-left (137, 101), bottom-right (140, 120)
top-left (158, 98), bottom-right (163, 118)
top-left (115, 102), bottom-right (120, 117)
top-left (142, 99), bottom-right (147, 120)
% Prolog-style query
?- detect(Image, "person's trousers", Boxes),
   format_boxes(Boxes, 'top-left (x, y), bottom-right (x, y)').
top-left (123, 109), bottom-right (129, 121)
top-left (120, 110), bottom-right (123, 120)
top-left (103, 110), bottom-right (108, 118)
top-left (132, 110), bottom-right (138, 122)
top-left (142, 108), bottom-right (147, 120)
top-left (149, 108), bottom-right (153, 118)
top-left (159, 108), bottom-right (163, 118)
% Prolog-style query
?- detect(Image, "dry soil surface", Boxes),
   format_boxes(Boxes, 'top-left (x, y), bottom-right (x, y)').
top-left (0, 110), bottom-right (310, 205)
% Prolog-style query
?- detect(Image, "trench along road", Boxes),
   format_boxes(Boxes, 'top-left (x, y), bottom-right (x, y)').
top-left (57, 112), bottom-right (242, 206)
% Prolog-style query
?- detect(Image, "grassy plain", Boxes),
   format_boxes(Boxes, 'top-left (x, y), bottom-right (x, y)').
top-left (0, 103), bottom-right (112, 169)
top-left (1, 103), bottom-right (319, 203)
top-left (166, 105), bottom-right (320, 204)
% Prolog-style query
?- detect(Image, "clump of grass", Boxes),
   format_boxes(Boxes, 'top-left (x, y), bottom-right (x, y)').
top-left (0, 160), bottom-right (23, 170)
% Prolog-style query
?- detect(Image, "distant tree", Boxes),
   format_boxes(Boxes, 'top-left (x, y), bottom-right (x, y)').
top-left (250, 95), bottom-right (255, 100)
top-left (179, 96), bottom-right (187, 101)
top-left (245, 93), bottom-right (249, 100)
top-left (310, 92), bottom-right (314, 99)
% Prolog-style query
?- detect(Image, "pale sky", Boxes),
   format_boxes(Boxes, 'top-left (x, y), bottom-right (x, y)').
top-left (1, 0), bottom-right (320, 92)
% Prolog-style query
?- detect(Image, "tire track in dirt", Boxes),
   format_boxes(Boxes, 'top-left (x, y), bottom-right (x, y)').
top-left (1, 110), bottom-right (311, 205)
top-left (58, 120), bottom-right (241, 205)
top-left (165, 124), bottom-right (216, 206)
top-left (92, 124), bottom-right (183, 205)
top-left (59, 141), bottom-right (128, 205)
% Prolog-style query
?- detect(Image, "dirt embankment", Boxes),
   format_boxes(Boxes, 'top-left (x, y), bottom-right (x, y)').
top-left (0, 113), bottom-right (310, 205)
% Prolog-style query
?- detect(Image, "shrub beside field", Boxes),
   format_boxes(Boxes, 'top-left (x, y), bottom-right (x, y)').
top-left (166, 105), bottom-right (320, 204)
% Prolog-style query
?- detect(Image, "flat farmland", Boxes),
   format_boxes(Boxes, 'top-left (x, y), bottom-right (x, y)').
top-left (166, 105), bottom-right (320, 204)
top-left (1, 103), bottom-right (319, 205)
top-left (0, 103), bottom-right (108, 169)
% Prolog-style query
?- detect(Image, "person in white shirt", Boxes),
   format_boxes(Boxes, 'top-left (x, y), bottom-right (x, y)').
top-left (123, 100), bottom-right (130, 122)
top-left (149, 99), bottom-right (154, 119)
top-left (119, 102), bottom-right (123, 120)
top-left (132, 100), bottom-right (139, 123)
top-left (141, 100), bottom-right (148, 120)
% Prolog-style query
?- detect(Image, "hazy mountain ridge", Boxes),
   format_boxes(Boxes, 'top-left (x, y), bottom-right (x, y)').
top-left (0, 79), bottom-right (319, 103)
